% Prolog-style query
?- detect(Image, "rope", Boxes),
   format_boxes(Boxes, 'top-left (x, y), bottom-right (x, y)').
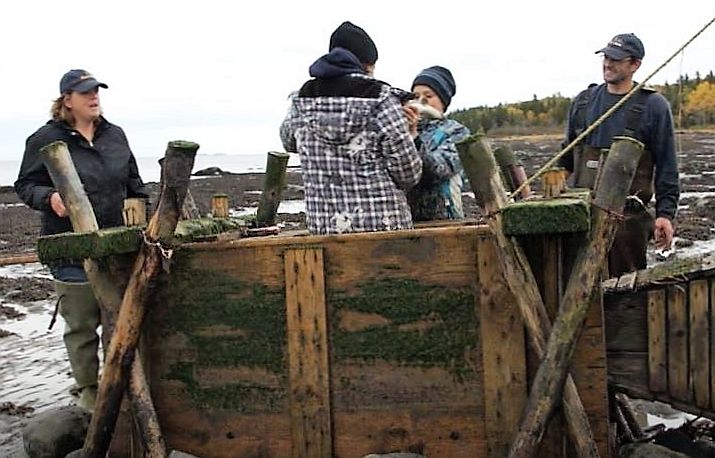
top-left (509, 14), bottom-right (715, 200)
top-left (590, 201), bottom-right (625, 222)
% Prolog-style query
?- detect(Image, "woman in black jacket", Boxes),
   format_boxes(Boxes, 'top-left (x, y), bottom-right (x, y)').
top-left (14, 69), bottom-right (148, 410)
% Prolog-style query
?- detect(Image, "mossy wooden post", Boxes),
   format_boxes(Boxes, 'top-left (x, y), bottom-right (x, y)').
top-left (508, 136), bottom-right (644, 458)
top-left (494, 145), bottom-right (530, 200)
top-left (123, 198), bottom-right (147, 226)
top-left (82, 140), bottom-right (198, 458)
top-left (457, 134), bottom-right (600, 458)
top-left (41, 141), bottom-right (167, 457)
top-left (542, 168), bottom-right (566, 198)
top-left (212, 193), bottom-right (230, 218)
top-left (160, 157), bottom-right (200, 220)
top-left (42, 141), bottom-right (98, 231)
top-left (256, 151), bottom-right (290, 226)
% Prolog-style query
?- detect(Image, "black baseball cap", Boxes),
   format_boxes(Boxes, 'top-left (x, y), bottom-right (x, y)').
top-left (59, 69), bottom-right (108, 94)
top-left (595, 33), bottom-right (645, 60)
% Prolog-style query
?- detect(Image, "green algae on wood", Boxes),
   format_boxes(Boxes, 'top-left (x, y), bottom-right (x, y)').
top-left (160, 256), bottom-right (288, 410)
top-left (165, 255), bottom-right (287, 373)
top-left (165, 362), bottom-right (286, 412)
top-left (173, 217), bottom-right (245, 241)
top-left (37, 217), bottom-right (250, 264)
top-left (37, 226), bottom-right (142, 264)
top-left (502, 193), bottom-right (591, 235)
top-left (329, 278), bottom-right (478, 380)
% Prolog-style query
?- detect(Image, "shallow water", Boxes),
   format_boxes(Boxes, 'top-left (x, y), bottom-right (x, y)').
top-left (0, 263), bottom-right (73, 410)
top-left (0, 263), bottom-right (74, 456)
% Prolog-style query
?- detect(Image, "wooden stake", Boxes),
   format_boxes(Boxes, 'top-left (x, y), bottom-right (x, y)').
top-left (123, 198), bottom-right (147, 226)
top-left (211, 193), bottom-right (230, 218)
top-left (457, 134), bottom-right (600, 458)
top-left (542, 168), bottom-right (566, 198)
top-left (256, 151), bottom-right (290, 227)
top-left (494, 145), bottom-right (531, 200)
top-left (81, 140), bottom-right (198, 458)
top-left (0, 253), bottom-right (38, 266)
top-left (41, 141), bottom-right (169, 457)
top-left (508, 136), bottom-right (644, 458)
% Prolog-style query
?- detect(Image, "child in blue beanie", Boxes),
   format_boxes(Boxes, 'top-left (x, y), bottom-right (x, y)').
top-left (406, 65), bottom-right (470, 221)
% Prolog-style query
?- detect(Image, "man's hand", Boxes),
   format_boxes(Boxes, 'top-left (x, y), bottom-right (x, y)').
top-left (49, 192), bottom-right (67, 217)
top-left (654, 216), bottom-right (674, 250)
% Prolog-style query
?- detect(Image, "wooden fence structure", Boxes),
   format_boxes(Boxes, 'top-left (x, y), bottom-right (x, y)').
top-left (60, 223), bottom-right (610, 457)
top-left (604, 255), bottom-right (715, 419)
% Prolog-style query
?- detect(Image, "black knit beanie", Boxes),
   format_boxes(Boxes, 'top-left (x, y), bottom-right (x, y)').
top-left (329, 21), bottom-right (378, 65)
top-left (412, 65), bottom-right (456, 109)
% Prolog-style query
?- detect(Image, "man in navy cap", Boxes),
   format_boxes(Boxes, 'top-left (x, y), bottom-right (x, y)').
top-left (558, 33), bottom-right (680, 276)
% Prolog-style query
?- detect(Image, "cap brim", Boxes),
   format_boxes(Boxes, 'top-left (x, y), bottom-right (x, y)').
top-left (595, 46), bottom-right (630, 60)
top-left (72, 79), bottom-right (108, 93)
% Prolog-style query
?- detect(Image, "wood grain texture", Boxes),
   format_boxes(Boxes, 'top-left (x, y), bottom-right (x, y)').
top-left (284, 248), bottom-right (332, 458)
top-left (711, 279), bottom-right (715, 410)
top-left (478, 237), bottom-right (527, 458)
top-left (668, 284), bottom-right (690, 402)
top-left (689, 279), bottom-right (710, 409)
top-left (647, 289), bottom-right (668, 393)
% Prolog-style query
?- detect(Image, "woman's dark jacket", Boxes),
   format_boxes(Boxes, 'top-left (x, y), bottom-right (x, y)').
top-left (15, 117), bottom-right (148, 236)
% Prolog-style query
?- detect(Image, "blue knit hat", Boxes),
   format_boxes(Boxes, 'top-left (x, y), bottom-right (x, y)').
top-left (412, 66), bottom-right (456, 109)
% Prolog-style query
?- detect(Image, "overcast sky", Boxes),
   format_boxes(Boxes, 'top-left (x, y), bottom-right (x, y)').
top-left (1, 0), bottom-right (713, 162)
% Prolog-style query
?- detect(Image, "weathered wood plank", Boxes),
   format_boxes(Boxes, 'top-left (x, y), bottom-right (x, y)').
top-left (538, 235), bottom-right (566, 458)
top-left (570, 290), bottom-right (611, 458)
top-left (606, 352), bottom-right (650, 396)
top-left (668, 284), bottom-right (689, 402)
top-left (605, 291), bottom-right (648, 353)
top-left (711, 279), bottom-right (715, 410)
top-left (689, 279), bottom-right (710, 409)
top-left (635, 253), bottom-right (715, 289)
top-left (647, 289), bottom-right (668, 393)
top-left (478, 237), bottom-right (527, 458)
top-left (284, 248), bottom-right (332, 458)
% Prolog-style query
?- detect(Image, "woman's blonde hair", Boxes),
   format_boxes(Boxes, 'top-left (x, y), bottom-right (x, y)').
top-left (50, 94), bottom-right (75, 125)
top-left (50, 93), bottom-right (102, 126)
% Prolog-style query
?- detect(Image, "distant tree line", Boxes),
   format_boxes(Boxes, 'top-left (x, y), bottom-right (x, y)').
top-left (450, 70), bottom-right (715, 134)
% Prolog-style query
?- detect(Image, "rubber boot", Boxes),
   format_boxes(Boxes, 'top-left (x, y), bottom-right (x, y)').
top-left (54, 280), bottom-right (101, 411)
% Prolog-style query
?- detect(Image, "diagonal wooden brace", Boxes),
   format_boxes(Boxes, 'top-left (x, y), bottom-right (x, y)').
top-left (42, 140), bottom-right (167, 457)
top-left (49, 140), bottom-right (199, 458)
top-left (507, 136), bottom-right (645, 458)
top-left (457, 134), bottom-right (600, 458)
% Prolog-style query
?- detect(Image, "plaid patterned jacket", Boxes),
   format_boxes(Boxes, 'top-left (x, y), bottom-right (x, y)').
top-left (280, 73), bottom-right (422, 235)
